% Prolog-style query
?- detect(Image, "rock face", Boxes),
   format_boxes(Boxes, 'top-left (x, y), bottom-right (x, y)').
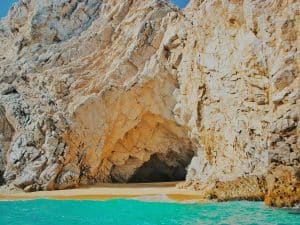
top-left (0, 0), bottom-right (299, 207)
top-left (178, 0), bottom-right (300, 207)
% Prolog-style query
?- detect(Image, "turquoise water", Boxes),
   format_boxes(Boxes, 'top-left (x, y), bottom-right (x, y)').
top-left (0, 199), bottom-right (299, 225)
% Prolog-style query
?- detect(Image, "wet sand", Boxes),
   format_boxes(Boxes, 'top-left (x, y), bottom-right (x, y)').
top-left (0, 182), bottom-right (206, 203)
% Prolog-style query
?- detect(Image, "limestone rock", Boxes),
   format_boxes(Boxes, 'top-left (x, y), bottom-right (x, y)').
top-left (0, 0), bottom-right (298, 207)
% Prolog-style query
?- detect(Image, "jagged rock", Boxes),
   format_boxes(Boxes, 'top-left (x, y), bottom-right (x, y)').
top-left (0, 0), bottom-right (299, 207)
top-left (272, 89), bottom-right (290, 104)
top-left (0, 84), bottom-right (17, 95)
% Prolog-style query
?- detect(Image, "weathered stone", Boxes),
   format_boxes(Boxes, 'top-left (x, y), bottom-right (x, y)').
top-left (272, 89), bottom-right (290, 104)
top-left (273, 70), bottom-right (295, 91)
top-left (0, 84), bottom-right (17, 95)
top-left (0, 0), bottom-right (298, 207)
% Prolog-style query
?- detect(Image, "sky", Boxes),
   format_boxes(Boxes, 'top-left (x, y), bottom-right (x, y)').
top-left (0, 0), bottom-right (17, 18)
top-left (0, 0), bottom-right (189, 18)
top-left (170, 0), bottom-right (189, 8)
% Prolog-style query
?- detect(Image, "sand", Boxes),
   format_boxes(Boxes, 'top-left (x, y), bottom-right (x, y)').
top-left (0, 182), bottom-right (207, 203)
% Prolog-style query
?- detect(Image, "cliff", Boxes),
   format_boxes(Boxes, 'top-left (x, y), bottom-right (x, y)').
top-left (0, 0), bottom-right (299, 207)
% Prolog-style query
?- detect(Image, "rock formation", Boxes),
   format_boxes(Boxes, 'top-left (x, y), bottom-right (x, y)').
top-left (0, 0), bottom-right (299, 207)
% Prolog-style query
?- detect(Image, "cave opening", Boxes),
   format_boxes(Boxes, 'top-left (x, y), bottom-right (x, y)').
top-left (128, 154), bottom-right (189, 183)
top-left (110, 148), bottom-right (194, 183)
top-left (106, 113), bottom-right (195, 184)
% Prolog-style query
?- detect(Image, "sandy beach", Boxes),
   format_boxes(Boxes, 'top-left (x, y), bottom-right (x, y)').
top-left (0, 182), bottom-right (206, 203)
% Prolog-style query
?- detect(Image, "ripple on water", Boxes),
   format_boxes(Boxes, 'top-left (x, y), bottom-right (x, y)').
top-left (0, 199), bottom-right (299, 225)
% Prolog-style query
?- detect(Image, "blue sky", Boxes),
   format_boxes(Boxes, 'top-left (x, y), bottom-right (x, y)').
top-left (0, 0), bottom-right (189, 18)
top-left (0, 0), bottom-right (17, 18)
top-left (170, 0), bottom-right (189, 8)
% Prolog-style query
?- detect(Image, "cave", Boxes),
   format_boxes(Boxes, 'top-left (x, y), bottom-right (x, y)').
top-left (97, 114), bottom-right (195, 184)
top-left (110, 147), bottom-right (194, 183)
top-left (128, 154), bottom-right (189, 183)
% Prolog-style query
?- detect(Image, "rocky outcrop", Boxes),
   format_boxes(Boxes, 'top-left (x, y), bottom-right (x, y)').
top-left (175, 0), bottom-right (300, 207)
top-left (0, 105), bottom-right (15, 184)
top-left (0, 0), bottom-right (299, 207)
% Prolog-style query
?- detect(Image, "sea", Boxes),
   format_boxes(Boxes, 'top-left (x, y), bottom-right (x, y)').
top-left (0, 199), bottom-right (299, 225)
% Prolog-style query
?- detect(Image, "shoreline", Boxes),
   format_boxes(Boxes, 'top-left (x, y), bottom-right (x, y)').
top-left (0, 182), bottom-right (207, 203)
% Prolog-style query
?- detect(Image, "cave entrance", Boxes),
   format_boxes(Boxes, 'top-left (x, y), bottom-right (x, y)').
top-left (109, 148), bottom-right (194, 184)
top-left (128, 154), bottom-right (188, 183)
top-left (106, 113), bottom-right (195, 184)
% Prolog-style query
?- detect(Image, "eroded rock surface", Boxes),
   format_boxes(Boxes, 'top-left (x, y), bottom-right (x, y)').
top-left (0, 0), bottom-right (299, 207)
